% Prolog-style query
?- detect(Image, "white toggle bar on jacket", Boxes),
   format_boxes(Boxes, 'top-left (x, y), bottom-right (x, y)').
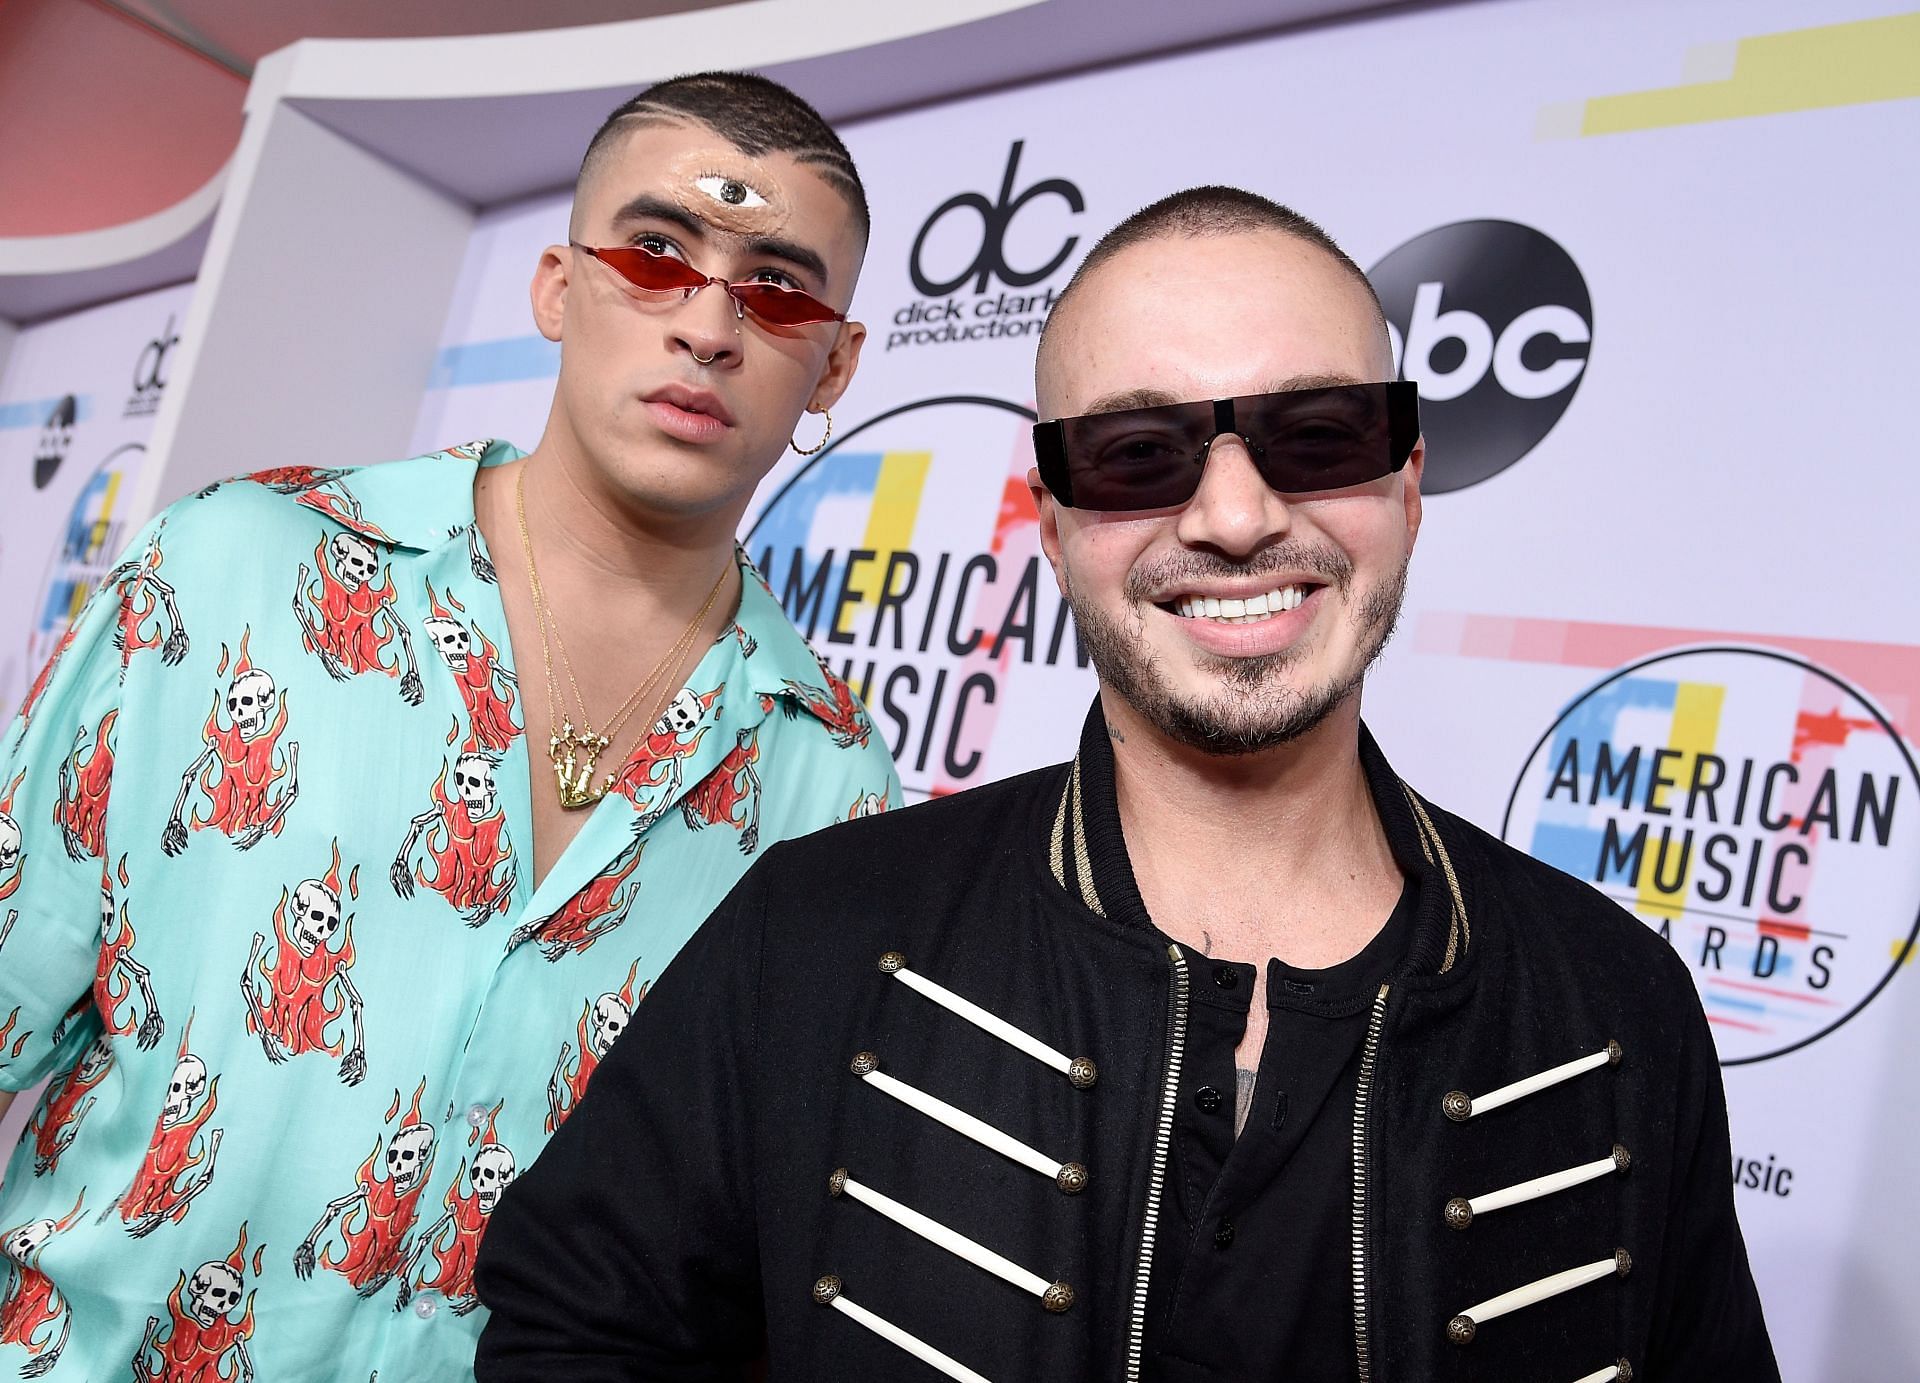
top-left (885, 957), bottom-right (1085, 1083)
top-left (1454, 1251), bottom-right (1626, 1332)
top-left (827, 1290), bottom-right (994, 1383)
top-left (1447, 1041), bottom-right (1619, 1120)
top-left (835, 1172), bottom-right (1058, 1302)
top-left (860, 1066), bottom-right (1070, 1182)
top-left (1466, 1149), bottom-right (1626, 1219)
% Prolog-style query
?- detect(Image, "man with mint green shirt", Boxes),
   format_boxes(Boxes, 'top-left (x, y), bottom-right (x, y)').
top-left (0, 71), bottom-right (895, 1378)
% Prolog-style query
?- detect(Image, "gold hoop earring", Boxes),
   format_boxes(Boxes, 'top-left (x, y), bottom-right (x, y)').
top-left (790, 408), bottom-right (833, 457)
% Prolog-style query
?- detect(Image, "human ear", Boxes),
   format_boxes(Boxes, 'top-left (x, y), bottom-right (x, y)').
top-left (807, 319), bottom-right (868, 411)
top-left (1030, 466), bottom-right (1070, 598)
top-left (1401, 435), bottom-right (1425, 549)
top-left (530, 244), bottom-right (571, 343)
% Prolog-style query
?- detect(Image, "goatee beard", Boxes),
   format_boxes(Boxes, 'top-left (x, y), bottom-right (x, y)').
top-left (1067, 545), bottom-right (1409, 757)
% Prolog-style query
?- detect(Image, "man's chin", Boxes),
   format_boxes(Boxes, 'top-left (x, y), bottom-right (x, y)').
top-left (587, 453), bottom-right (760, 522)
top-left (1149, 679), bottom-right (1352, 757)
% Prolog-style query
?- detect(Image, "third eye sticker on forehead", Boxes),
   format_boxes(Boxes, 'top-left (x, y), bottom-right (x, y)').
top-left (694, 175), bottom-right (766, 209)
top-left (1368, 220), bottom-right (1592, 493)
top-left (664, 149), bottom-right (791, 236)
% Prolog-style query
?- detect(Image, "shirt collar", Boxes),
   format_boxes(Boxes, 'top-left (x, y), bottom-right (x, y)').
top-left (729, 552), bottom-right (849, 701)
top-left (293, 438), bottom-right (513, 552)
top-left (294, 439), bottom-right (859, 728)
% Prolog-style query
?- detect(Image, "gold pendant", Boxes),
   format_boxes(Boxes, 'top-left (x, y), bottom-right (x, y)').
top-left (549, 722), bottom-right (610, 810)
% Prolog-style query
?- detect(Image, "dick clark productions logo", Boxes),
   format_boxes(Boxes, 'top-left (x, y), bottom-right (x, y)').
top-left (888, 143), bottom-right (1084, 353)
top-left (1502, 647), bottom-right (1918, 1064)
top-left (124, 315), bottom-right (179, 419)
top-left (1368, 220), bottom-right (1592, 493)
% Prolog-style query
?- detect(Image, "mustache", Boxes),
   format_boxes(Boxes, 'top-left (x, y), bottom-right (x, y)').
top-left (1124, 540), bottom-right (1355, 604)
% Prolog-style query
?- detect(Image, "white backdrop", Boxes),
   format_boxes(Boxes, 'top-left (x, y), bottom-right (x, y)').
top-left (408, 1), bottom-right (1920, 1376)
top-left (0, 284), bottom-right (193, 717)
top-left (0, 282), bottom-right (194, 1176)
top-left (3, 0), bottom-right (1915, 1375)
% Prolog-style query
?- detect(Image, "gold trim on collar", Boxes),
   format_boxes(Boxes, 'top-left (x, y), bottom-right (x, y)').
top-left (1401, 783), bottom-right (1469, 972)
top-left (1069, 759), bottom-right (1105, 918)
top-left (1050, 774), bottom-right (1071, 891)
top-left (1046, 758), bottom-right (1465, 965)
top-left (1050, 758), bottom-right (1105, 916)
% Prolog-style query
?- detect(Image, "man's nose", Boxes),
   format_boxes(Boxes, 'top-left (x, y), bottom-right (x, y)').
top-left (673, 277), bottom-right (743, 366)
top-left (1173, 435), bottom-right (1291, 557)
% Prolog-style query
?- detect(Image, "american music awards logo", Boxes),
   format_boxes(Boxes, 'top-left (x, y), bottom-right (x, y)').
top-left (29, 442), bottom-right (147, 672)
top-left (1502, 646), bottom-right (1918, 1064)
top-left (745, 395), bottom-right (1095, 800)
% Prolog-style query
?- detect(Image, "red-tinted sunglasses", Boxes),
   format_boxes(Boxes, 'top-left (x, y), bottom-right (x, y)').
top-left (570, 242), bottom-right (846, 328)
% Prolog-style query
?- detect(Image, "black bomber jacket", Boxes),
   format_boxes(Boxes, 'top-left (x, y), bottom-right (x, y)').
top-left (475, 707), bottom-right (1778, 1382)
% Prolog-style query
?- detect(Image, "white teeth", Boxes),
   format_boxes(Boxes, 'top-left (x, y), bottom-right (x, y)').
top-left (1171, 585), bottom-right (1307, 624)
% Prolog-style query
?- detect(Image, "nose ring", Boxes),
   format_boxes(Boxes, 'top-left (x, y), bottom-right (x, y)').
top-left (691, 349), bottom-right (717, 366)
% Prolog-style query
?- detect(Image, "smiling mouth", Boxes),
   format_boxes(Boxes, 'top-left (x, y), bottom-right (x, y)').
top-left (1161, 583), bottom-right (1315, 625)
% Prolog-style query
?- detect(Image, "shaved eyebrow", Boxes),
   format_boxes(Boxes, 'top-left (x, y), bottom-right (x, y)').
top-left (605, 193), bottom-right (832, 289)
top-left (1080, 373), bottom-right (1372, 417)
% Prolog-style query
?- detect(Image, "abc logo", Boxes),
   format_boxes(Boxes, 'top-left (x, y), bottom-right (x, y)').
top-left (34, 394), bottom-right (77, 490)
top-left (1368, 221), bottom-right (1591, 493)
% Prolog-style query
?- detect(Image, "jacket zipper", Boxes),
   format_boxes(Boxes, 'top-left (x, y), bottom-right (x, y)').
top-left (1124, 942), bottom-right (1190, 1383)
top-left (1351, 981), bottom-right (1391, 1383)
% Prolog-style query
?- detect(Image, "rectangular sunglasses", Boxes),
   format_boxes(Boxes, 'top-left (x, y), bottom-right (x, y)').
top-left (1032, 380), bottom-right (1420, 512)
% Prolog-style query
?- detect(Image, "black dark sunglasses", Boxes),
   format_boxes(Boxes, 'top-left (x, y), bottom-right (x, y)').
top-left (1032, 381), bottom-right (1420, 512)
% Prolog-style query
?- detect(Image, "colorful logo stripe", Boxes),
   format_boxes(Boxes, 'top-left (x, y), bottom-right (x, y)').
top-left (1539, 12), bottom-right (1920, 137)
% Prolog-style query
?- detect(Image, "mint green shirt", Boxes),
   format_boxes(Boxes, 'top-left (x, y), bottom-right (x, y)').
top-left (0, 441), bottom-right (898, 1379)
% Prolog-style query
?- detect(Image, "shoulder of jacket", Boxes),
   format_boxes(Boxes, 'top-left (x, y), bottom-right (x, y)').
top-left (759, 762), bottom-right (1070, 879)
top-left (1431, 797), bottom-right (1697, 997)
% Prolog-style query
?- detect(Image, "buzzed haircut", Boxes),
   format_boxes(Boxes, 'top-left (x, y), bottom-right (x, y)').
top-left (1040, 185), bottom-right (1387, 352)
top-left (576, 71), bottom-right (869, 240)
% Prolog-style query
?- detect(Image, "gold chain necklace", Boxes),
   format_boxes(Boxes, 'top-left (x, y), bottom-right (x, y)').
top-left (515, 466), bottom-right (729, 809)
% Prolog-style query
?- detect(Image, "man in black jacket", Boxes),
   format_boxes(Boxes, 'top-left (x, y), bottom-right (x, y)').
top-left (475, 188), bottom-right (1777, 1382)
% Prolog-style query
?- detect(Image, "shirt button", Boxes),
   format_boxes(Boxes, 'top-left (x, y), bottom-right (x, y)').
top-left (1214, 1219), bottom-right (1235, 1249)
top-left (1212, 965), bottom-right (1239, 990)
top-left (413, 1291), bottom-right (440, 1319)
top-left (465, 1103), bottom-right (489, 1129)
top-left (1195, 1085), bottom-right (1222, 1114)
